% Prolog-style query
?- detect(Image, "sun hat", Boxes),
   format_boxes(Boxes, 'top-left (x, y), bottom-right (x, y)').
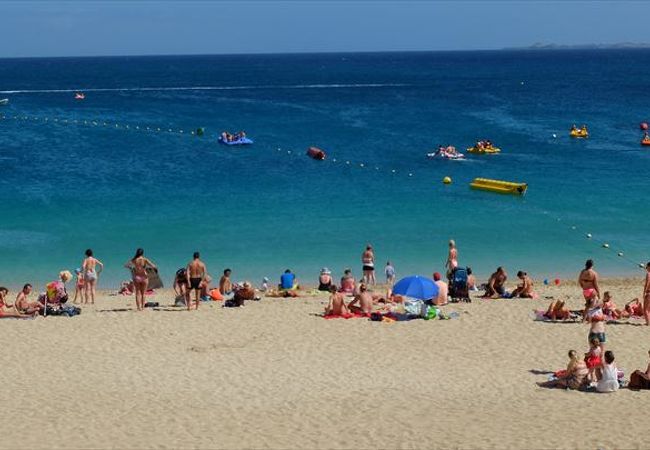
top-left (321, 267), bottom-right (331, 274)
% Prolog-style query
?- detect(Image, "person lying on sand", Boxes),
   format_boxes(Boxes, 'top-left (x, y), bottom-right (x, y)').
top-left (14, 284), bottom-right (41, 316)
top-left (545, 298), bottom-right (571, 320)
top-left (537, 350), bottom-right (588, 390)
top-left (511, 271), bottom-right (536, 298)
top-left (347, 283), bottom-right (373, 315)
top-left (482, 267), bottom-right (507, 298)
top-left (623, 298), bottom-right (644, 318)
top-left (324, 285), bottom-right (350, 316)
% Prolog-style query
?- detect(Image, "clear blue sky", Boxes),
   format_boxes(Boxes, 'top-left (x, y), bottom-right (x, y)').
top-left (1, 1), bottom-right (646, 57)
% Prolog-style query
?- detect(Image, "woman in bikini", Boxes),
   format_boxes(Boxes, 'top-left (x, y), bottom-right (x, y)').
top-left (643, 262), bottom-right (650, 326)
top-left (124, 248), bottom-right (156, 311)
top-left (446, 240), bottom-right (458, 280)
top-left (82, 248), bottom-right (104, 305)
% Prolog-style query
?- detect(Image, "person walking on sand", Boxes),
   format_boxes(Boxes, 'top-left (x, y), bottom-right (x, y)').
top-left (362, 245), bottom-right (375, 285)
top-left (124, 248), bottom-right (156, 312)
top-left (579, 259), bottom-right (600, 300)
top-left (186, 252), bottom-right (207, 311)
top-left (82, 248), bottom-right (103, 305)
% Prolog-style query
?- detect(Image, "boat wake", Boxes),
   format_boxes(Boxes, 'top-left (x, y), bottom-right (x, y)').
top-left (0, 83), bottom-right (409, 95)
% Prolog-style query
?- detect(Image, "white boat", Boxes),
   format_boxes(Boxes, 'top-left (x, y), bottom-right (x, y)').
top-left (0, 99), bottom-right (8, 106)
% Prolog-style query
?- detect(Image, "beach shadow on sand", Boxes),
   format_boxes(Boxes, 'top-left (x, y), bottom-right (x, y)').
top-left (529, 369), bottom-right (554, 375)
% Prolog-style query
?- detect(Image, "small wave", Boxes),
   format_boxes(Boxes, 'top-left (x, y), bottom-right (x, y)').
top-left (0, 83), bottom-right (408, 95)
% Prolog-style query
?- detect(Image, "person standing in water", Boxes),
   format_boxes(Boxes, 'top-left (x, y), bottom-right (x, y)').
top-left (446, 240), bottom-right (458, 280)
top-left (362, 245), bottom-right (375, 285)
top-left (579, 259), bottom-right (600, 301)
top-left (643, 262), bottom-right (650, 326)
top-left (82, 248), bottom-right (104, 305)
top-left (124, 248), bottom-right (156, 312)
top-left (186, 252), bottom-right (207, 311)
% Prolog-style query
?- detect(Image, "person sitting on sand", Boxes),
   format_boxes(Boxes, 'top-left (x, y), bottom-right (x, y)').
top-left (347, 283), bottom-right (373, 315)
top-left (511, 271), bottom-right (535, 298)
top-left (629, 349), bottom-right (650, 390)
top-left (14, 284), bottom-right (40, 316)
top-left (433, 272), bottom-right (448, 306)
top-left (601, 291), bottom-right (622, 320)
top-left (482, 267), bottom-right (507, 298)
top-left (0, 287), bottom-right (34, 318)
top-left (279, 269), bottom-right (297, 290)
top-left (544, 298), bottom-right (571, 321)
top-left (596, 351), bottom-right (619, 393)
top-left (340, 269), bottom-right (356, 294)
top-left (219, 269), bottom-right (233, 297)
top-left (537, 350), bottom-right (588, 390)
top-left (318, 268), bottom-right (333, 291)
top-left (324, 285), bottom-right (350, 316)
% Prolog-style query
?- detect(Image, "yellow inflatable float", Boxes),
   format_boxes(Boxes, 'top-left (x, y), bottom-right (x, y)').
top-left (569, 126), bottom-right (589, 138)
top-left (470, 178), bottom-right (528, 196)
top-left (466, 145), bottom-right (501, 154)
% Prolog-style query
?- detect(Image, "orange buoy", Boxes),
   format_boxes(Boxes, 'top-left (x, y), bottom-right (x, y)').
top-left (307, 146), bottom-right (326, 160)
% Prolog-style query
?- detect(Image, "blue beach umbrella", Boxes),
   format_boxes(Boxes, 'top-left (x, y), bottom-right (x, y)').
top-left (392, 275), bottom-right (439, 301)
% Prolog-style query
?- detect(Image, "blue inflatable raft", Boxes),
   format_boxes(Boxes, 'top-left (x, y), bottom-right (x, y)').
top-left (218, 136), bottom-right (253, 146)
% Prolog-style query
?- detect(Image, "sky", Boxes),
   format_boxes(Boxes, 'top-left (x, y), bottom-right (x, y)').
top-left (0, 1), bottom-right (647, 57)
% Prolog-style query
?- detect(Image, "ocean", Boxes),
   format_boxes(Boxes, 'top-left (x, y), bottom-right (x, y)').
top-left (1, 50), bottom-right (649, 288)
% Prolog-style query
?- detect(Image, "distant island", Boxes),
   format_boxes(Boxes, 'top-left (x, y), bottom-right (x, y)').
top-left (506, 42), bottom-right (650, 50)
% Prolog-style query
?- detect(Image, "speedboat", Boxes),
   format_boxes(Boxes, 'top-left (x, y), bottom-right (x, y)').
top-left (0, 98), bottom-right (8, 106)
top-left (74, 92), bottom-right (85, 100)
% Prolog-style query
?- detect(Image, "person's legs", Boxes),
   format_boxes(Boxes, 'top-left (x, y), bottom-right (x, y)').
top-left (194, 287), bottom-right (200, 310)
top-left (90, 279), bottom-right (96, 304)
top-left (644, 295), bottom-right (650, 326)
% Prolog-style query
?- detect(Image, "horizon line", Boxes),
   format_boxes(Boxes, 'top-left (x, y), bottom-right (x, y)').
top-left (3, 45), bottom-right (650, 60)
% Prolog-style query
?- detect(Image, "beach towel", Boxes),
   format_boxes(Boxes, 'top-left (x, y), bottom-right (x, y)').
top-left (323, 312), bottom-right (369, 320)
top-left (532, 309), bottom-right (581, 322)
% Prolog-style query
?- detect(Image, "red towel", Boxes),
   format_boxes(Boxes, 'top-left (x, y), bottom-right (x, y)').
top-left (323, 312), bottom-right (368, 320)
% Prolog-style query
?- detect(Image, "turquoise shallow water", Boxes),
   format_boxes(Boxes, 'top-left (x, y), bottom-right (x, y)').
top-left (0, 50), bottom-right (649, 288)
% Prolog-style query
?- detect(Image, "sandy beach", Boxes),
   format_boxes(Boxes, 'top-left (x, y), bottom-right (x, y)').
top-left (3, 277), bottom-right (649, 449)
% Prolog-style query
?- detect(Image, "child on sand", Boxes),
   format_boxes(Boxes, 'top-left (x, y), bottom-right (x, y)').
top-left (596, 351), bottom-right (619, 393)
top-left (602, 291), bottom-right (622, 320)
top-left (585, 337), bottom-right (602, 383)
top-left (324, 285), bottom-right (349, 316)
top-left (585, 297), bottom-right (606, 349)
top-left (73, 268), bottom-right (84, 304)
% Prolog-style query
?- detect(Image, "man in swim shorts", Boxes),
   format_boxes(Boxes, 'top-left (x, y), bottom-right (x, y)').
top-left (186, 252), bottom-right (207, 311)
top-left (348, 283), bottom-right (374, 315)
top-left (579, 259), bottom-right (600, 301)
top-left (361, 245), bottom-right (375, 285)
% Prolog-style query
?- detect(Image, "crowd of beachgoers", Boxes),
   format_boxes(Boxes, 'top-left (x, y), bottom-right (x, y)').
top-left (1, 241), bottom-right (649, 392)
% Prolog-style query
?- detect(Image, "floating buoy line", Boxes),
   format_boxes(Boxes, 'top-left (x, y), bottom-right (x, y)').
top-left (2, 112), bottom-right (646, 272)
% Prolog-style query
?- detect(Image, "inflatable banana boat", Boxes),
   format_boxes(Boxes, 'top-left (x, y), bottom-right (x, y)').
top-left (641, 138), bottom-right (650, 147)
top-left (470, 178), bottom-right (528, 196)
top-left (570, 129), bottom-right (589, 138)
top-left (467, 146), bottom-right (501, 155)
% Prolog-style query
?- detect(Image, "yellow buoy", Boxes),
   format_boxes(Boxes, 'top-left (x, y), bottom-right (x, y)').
top-left (443, 176), bottom-right (452, 184)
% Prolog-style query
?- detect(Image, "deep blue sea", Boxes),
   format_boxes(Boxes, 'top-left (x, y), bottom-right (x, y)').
top-left (1, 50), bottom-right (649, 288)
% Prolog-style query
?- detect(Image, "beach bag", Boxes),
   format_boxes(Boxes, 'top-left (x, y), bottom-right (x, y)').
top-left (404, 299), bottom-right (424, 316)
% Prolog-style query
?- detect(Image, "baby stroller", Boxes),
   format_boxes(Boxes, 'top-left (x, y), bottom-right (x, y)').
top-left (449, 267), bottom-right (470, 302)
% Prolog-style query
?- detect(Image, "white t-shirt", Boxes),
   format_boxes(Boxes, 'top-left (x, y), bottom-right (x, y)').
top-left (596, 363), bottom-right (619, 393)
